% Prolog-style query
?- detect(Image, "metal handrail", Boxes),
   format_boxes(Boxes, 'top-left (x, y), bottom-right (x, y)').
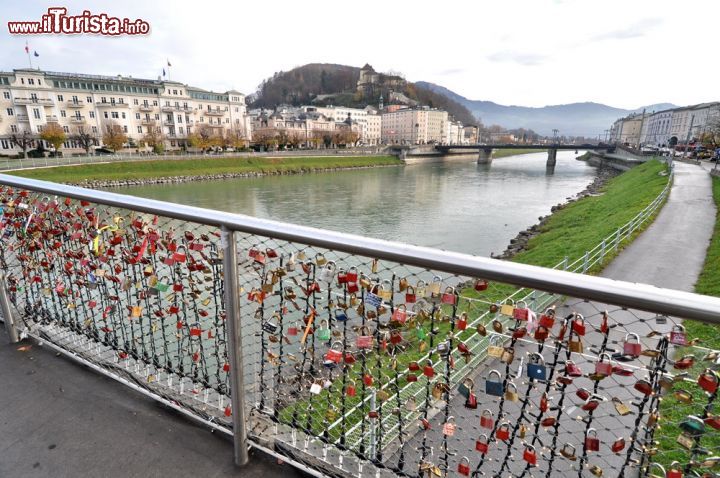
top-left (0, 173), bottom-right (717, 325)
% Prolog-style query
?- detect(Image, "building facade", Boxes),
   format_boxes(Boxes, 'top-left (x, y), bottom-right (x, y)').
top-left (0, 68), bottom-right (250, 154)
top-left (381, 107), bottom-right (449, 144)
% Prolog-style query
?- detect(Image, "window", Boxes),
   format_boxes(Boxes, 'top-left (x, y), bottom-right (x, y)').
top-left (37, 125), bottom-right (43, 132)
top-left (121, 112), bottom-right (126, 119)
top-left (101, 97), bottom-right (107, 103)
top-left (119, 98), bottom-right (124, 104)
top-left (152, 100), bottom-right (158, 106)
top-left (165, 101), bottom-right (170, 106)
top-left (135, 113), bottom-right (141, 120)
top-left (123, 125), bottom-right (128, 133)
top-left (20, 78), bottom-right (24, 84)
top-left (179, 127), bottom-right (184, 134)
top-left (177, 115), bottom-right (182, 123)
top-left (173, 89), bottom-right (177, 95)
top-left (63, 126), bottom-right (69, 133)
top-left (133, 99), bottom-right (138, 105)
top-left (137, 126), bottom-right (143, 134)
top-left (166, 114), bottom-right (172, 122)
top-left (111, 112), bottom-right (119, 119)
top-left (10, 124), bottom-right (17, 133)
top-left (57, 94), bottom-right (64, 102)
top-left (28, 79), bottom-right (35, 85)
top-left (38, 79), bottom-right (41, 86)
top-left (154, 114), bottom-right (159, 120)
top-left (2, 92), bottom-right (9, 99)
top-left (103, 112), bottom-right (108, 119)
top-left (6, 108), bottom-right (13, 116)
top-left (225, 118), bottom-right (229, 123)
top-left (86, 96), bottom-right (92, 103)
top-left (1, 139), bottom-right (9, 149)
top-left (33, 108), bottom-right (41, 119)
top-left (60, 110), bottom-right (66, 118)
top-left (92, 126), bottom-right (97, 133)
top-left (89, 111), bottom-right (95, 118)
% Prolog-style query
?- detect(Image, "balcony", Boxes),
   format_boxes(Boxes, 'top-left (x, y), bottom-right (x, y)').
top-left (96, 102), bottom-right (129, 108)
top-left (163, 120), bottom-right (175, 126)
top-left (66, 100), bottom-right (85, 108)
top-left (14, 97), bottom-right (54, 105)
top-left (46, 115), bottom-right (59, 123)
top-left (161, 106), bottom-right (175, 113)
top-left (17, 114), bottom-right (29, 122)
top-left (138, 105), bottom-right (154, 112)
top-left (70, 116), bottom-right (86, 124)
top-left (141, 119), bottom-right (156, 126)
top-left (204, 109), bottom-right (225, 116)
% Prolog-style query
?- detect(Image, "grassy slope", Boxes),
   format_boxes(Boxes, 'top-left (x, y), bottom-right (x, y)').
top-left (655, 176), bottom-right (720, 466)
top-left (6, 156), bottom-right (401, 183)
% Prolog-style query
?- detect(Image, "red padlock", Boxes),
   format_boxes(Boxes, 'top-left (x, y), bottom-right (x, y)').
top-left (698, 370), bottom-right (719, 394)
top-left (344, 352), bottom-right (356, 364)
top-left (404, 286), bottom-right (417, 303)
top-left (346, 281), bottom-right (359, 293)
top-left (576, 387), bottom-right (591, 401)
top-left (346, 382), bottom-right (357, 397)
top-left (423, 360), bottom-right (435, 378)
top-left (496, 423), bottom-right (510, 441)
top-left (441, 287), bottom-right (457, 305)
top-left (324, 343), bottom-right (343, 363)
top-left (538, 307), bottom-right (555, 328)
top-left (345, 267), bottom-right (358, 283)
top-left (534, 325), bottom-right (549, 342)
top-left (595, 353), bottom-right (613, 377)
top-left (566, 360), bottom-right (583, 377)
top-left (582, 398), bottom-right (600, 412)
top-left (623, 332), bottom-right (642, 356)
top-left (669, 324), bottom-right (688, 346)
top-left (513, 300), bottom-right (530, 321)
top-left (480, 409), bottom-right (494, 429)
top-left (474, 279), bottom-right (488, 291)
top-left (611, 437), bottom-right (626, 453)
top-left (406, 373), bottom-right (418, 383)
top-left (584, 428), bottom-right (600, 452)
top-left (390, 330), bottom-right (403, 345)
top-left (457, 457), bottom-right (470, 476)
top-left (667, 463), bottom-right (684, 478)
top-left (363, 374), bottom-right (373, 387)
top-left (523, 445), bottom-right (537, 466)
top-left (408, 361), bottom-right (420, 372)
top-left (456, 312), bottom-right (468, 330)
top-left (571, 314), bottom-right (586, 336)
top-left (391, 305), bottom-right (407, 324)
top-left (475, 434), bottom-right (489, 453)
top-left (540, 393), bottom-right (549, 413)
top-left (541, 416), bottom-right (556, 427)
top-left (634, 379), bottom-right (653, 396)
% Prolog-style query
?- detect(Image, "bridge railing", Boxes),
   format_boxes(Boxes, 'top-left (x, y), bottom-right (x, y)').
top-left (0, 170), bottom-right (718, 478)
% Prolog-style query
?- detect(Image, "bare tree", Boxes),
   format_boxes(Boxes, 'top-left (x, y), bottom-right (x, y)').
top-left (225, 126), bottom-right (247, 150)
top-left (102, 122), bottom-right (128, 152)
top-left (72, 126), bottom-right (99, 155)
top-left (9, 129), bottom-right (36, 159)
top-left (141, 121), bottom-right (165, 153)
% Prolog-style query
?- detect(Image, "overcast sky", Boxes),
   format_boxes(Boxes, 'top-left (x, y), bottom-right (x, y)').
top-left (0, 0), bottom-right (716, 109)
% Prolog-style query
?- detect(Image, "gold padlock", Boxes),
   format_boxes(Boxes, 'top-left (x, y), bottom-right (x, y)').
top-left (589, 465), bottom-right (603, 476)
top-left (504, 381), bottom-right (519, 402)
top-left (519, 423), bottom-right (527, 439)
top-left (569, 338), bottom-right (584, 353)
top-left (499, 299), bottom-right (515, 316)
top-left (501, 346), bottom-right (515, 364)
top-left (376, 389), bottom-right (390, 401)
top-left (612, 397), bottom-right (631, 416)
top-left (398, 277), bottom-right (409, 292)
top-left (677, 431), bottom-right (695, 449)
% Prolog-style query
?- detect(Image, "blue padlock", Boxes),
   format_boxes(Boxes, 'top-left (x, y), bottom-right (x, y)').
top-left (334, 308), bottom-right (348, 322)
top-left (485, 370), bottom-right (504, 397)
top-left (527, 353), bottom-right (547, 381)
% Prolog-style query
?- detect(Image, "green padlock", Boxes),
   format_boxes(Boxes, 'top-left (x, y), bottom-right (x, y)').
top-left (679, 415), bottom-right (706, 437)
top-left (416, 326), bottom-right (427, 340)
top-left (317, 320), bottom-right (331, 342)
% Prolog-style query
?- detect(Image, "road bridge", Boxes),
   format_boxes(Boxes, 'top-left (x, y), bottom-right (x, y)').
top-left (434, 143), bottom-right (615, 166)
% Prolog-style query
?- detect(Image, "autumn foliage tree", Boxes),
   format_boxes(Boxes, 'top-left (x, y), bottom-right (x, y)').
top-left (102, 122), bottom-right (128, 152)
top-left (141, 121), bottom-right (165, 153)
top-left (39, 123), bottom-right (67, 155)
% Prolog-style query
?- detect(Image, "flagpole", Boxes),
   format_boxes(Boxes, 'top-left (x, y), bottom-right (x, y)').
top-left (26, 41), bottom-right (33, 69)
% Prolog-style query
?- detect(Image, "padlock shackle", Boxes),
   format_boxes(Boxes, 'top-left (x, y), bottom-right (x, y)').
top-left (488, 369), bottom-right (502, 380)
top-left (624, 332), bottom-right (640, 342)
top-left (530, 352), bottom-right (544, 364)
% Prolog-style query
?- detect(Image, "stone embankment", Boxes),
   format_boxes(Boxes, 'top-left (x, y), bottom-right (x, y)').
top-left (492, 167), bottom-right (620, 259)
top-left (69, 164), bottom-right (402, 188)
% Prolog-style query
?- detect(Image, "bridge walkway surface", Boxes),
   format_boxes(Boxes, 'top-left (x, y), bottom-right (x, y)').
top-left (0, 326), bottom-right (305, 478)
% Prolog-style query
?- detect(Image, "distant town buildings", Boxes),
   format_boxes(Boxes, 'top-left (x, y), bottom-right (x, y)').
top-left (610, 102), bottom-right (720, 148)
top-left (0, 68), bottom-right (251, 155)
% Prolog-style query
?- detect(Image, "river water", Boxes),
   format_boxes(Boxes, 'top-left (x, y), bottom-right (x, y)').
top-left (110, 151), bottom-right (594, 257)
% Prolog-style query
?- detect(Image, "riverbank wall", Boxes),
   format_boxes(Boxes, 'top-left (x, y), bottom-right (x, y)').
top-left (581, 151), bottom-right (646, 171)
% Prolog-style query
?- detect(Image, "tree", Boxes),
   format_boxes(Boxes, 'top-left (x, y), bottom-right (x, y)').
top-left (141, 121), bottom-right (165, 153)
top-left (225, 126), bottom-right (247, 149)
top-left (9, 129), bottom-right (36, 159)
top-left (39, 123), bottom-right (67, 155)
top-left (102, 122), bottom-right (127, 152)
top-left (188, 124), bottom-right (215, 151)
top-left (702, 114), bottom-right (720, 148)
top-left (72, 126), bottom-right (98, 155)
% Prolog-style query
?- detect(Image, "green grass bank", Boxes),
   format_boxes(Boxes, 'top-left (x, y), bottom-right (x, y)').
top-left (7, 155), bottom-right (401, 183)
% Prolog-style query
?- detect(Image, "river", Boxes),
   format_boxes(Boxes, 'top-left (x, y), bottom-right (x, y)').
top-left (109, 151), bottom-right (594, 257)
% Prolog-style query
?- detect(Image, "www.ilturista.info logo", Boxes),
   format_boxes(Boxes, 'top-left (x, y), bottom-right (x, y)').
top-left (8, 7), bottom-right (150, 35)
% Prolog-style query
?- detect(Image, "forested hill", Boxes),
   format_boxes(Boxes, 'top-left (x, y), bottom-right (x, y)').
top-left (249, 63), bottom-right (478, 126)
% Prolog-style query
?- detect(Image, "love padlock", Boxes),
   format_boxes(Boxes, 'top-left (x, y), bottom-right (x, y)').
top-left (480, 409), bottom-right (494, 429)
top-left (496, 422), bottom-right (511, 441)
top-left (391, 304), bottom-right (407, 324)
top-left (538, 307), bottom-right (556, 328)
top-left (499, 299), bottom-right (515, 316)
top-left (698, 369), bottom-right (719, 394)
top-left (404, 286), bottom-right (417, 303)
top-left (534, 325), bottom-right (549, 342)
top-left (540, 392), bottom-right (549, 412)
top-left (485, 370), bottom-right (503, 397)
top-left (669, 324), bottom-right (688, 346)
top-left (566, 360), bottom-right (583, 377)
top-left (356, 326), bottom-right (373, 349)
top-left (527, 352), bottom-right (547, 381)
top-left (594, 353), bottom-right (613, 378)
top-left (571, 314), bottom-right (586, 336)
top-left (611, 437), bottom-right (626, 453)
top-left (584, 428), bottom-right (600, 452)
top-left (318, 261), bottom-right (336, 283)
top-left (457, 457), bottom-right (470, 476)
top-left (513, 300), bottom-right (530, 321)
top-left (423, 360), bottom-right (435, 378)
top-left (560, 443), bottom-right (576, 460)
top-left (440, 286), bottom-right (457, 305)
top-left (442, 416), bottom-right (456, 436)
top-left (334, 308), bottom-right (348, 322)
top-left (456, 312), bottom-right (468, 330)
top-left (346, 381), bottom-right (357, 397)
top-left (474, 279), bottom-right (488, 291)
top-left (523, 445), bottom-right (537, 466)
top-left (475, 434), bottom-right (489, 453)
top-left (623, 332), bottom-right (642, 357)
top-left (666, 462), bottom-right (684, 478)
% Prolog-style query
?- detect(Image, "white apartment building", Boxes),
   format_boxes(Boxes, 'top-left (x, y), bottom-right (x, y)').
top-left (640, 109), bottom-right (673, 147)
top-left (669, 102), bottom-right (720, 145)
top-left (381, 107), bottom-right (448, 144)
top-left (365, 113), bottom-right (381, 145)
top-left (302, 105), bottom-right (381, 145)
top-left (0, 68), bottom-right (251, 154)
top-left (445, 120), bottom-right (464, 145)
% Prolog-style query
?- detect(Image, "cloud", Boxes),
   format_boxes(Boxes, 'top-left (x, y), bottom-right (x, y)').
top-left (486, 51), bottom-right (547, 66)
top-left (437, 68), bottom-right (465, 75)
top-left (590, 17), bottom-right (664, 42)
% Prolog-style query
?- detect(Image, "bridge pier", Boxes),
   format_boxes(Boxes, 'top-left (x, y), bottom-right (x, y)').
top-left (547, 148), bottom-right (557, 167)
top-left (477, 148), bottom-right (493, 164)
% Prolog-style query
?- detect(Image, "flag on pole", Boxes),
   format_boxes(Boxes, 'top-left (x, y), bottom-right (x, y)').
top-left (167, 59), bottom-right (172, 67)
top-left (24, 41), bottom-right (29, 54)
top-left (162, 68), bottom-right (166, 77)
top-left (33, 51), bottom-right (39, 57)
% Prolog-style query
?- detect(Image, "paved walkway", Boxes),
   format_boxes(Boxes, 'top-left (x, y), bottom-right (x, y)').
top-left (601, 161), bottom-right (715, 289)
top-left (0, 327), bottom-right (305, 478)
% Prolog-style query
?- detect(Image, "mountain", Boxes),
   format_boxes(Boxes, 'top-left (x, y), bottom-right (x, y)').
top-left (250, 63), bottom-right (478, 125)
top-left (415, 81), bottom-right (676, 137)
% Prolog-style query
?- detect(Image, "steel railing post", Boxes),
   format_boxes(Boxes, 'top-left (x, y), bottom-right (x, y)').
top-left (221, 226), bottom-right (250, 466)
top-left (0, 273), bottom-right (20, 343)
